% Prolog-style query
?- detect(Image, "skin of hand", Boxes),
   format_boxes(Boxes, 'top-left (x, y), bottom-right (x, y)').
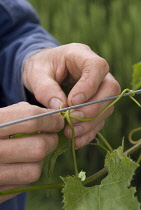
top-left (23, 43), bottom-right (121, 148)
top-left (0, 102), bottom-right (64, 203)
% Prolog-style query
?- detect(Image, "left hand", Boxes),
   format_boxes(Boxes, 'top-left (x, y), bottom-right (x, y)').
top-left (22, 43), bottom-right (120, 148)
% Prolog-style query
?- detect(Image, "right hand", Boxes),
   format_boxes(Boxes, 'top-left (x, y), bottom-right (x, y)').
top-left (0, 102), bottom-right (64, 203)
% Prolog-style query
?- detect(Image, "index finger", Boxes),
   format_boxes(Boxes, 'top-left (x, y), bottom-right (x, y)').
top-left (67, 46), bottom-right (109, 106)
top-left (0, 102), bottom-right (64, 137)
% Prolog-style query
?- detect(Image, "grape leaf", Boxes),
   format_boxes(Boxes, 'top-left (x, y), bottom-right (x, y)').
top-left (45, 130), bottom-right (71, 179)
top-left (36, 130), bottom-right (71, 184)
top-left (132, 62), bottom-right (141, 89)
top-left (61, 147), bottom-right (140, 210)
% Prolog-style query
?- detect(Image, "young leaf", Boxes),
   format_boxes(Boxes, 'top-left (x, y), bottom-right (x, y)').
top-left (61, 147), bottom-right (140, 210)
top-left (36, 130), bottom-right (71, 184)
top-left (132, 62), bottom-right (141, 90)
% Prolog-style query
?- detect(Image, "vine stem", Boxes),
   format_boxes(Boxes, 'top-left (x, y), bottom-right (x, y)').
top-left (0, 141), bottom-right (140, 196)
top-left (137, 154), bottom-right (141, 164)
top-left (0, 183), bottom-right (63, 196)
top-left (97, 132), bottom-right (113, 152)
top-left (90, 142), bottom-right (109, 152)
top-left (128, 127), bottom-right (141, 145)
top-left (63, 110), bottom-right (78, 177)
top-left (1, 89), bottom-right (140, 196)
top-left (83, 141), bottom-right (141, 185)
top-left (69, 89), bottom-right (138, 122)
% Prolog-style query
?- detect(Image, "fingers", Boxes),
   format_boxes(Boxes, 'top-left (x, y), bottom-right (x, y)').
top-left (65, 44), bottom-right (109, 106)
top-left (75, 121), bottom-right (105, 148)
top-left (0, 102), bottom-right (64, 137)
top-left (70, 73), bottom-right (120, 120)
top-left (0, 133), bottom-right (58, 163)
top-left (64, 106), bottom-right (114, 139)
top-left (0, 102), bottom-right (63, 203)
top-left (33, 76), bottom-right (67, 109)
top-left (64, 73), bottom-right (120, 147)
top-left (22, 44), bottom-right (109, 109)
top-left (0, 162), bottom-right (43, 185)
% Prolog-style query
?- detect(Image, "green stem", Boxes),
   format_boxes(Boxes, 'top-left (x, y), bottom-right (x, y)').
top-left (123, 141), bottom-right (141, 156)
top-left (97, 132), bottom-right (113, 152)
top-left (70, 89), bottom-right (137, 122)
top-left (0, 141), bottom-right (140, 196)
top-left (3, 89), bottom-right (140, 196)
top-left (137, 153), bottom-right (141, 164)
top-left (0, 183), bottom-right (63, 196)
top-left (128, 127), bottom-right (141, 145)
top-left (83, 168), bottom-right (107, 185)
top-left (83, 141), bottom-right (141, 185)
top-left (64, 110), bottom-right (78, 177)
top-left (89, 143), bottom-right (109, 152)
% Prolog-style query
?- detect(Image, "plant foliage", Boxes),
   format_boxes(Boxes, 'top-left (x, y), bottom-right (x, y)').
top-left (61, 147), bottom-right (140, 210)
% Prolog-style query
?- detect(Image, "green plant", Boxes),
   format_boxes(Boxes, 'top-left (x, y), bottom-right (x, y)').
top-left (0, 86), bottom-right (141, 209)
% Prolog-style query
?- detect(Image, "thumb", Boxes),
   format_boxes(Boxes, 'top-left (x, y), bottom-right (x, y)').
top-left (34, 76), bottom-right (67, 109)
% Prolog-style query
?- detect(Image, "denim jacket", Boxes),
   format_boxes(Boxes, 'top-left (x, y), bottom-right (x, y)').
top-left (0, 0), bottom-right (59, 209)
top-left (0, 0), bottom-right (59, 107)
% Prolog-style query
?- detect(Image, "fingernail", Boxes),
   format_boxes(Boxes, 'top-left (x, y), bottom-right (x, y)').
top-left (70, 111), bottom-right (84, 123)
top-left (66, 125), bottom-right (83, 138)
top-left (71, 94), bottom-right (86, 105)
top-left (49, 98), bottom-right (63, 109)
top-left (66, 127), bottom-right (71, 138)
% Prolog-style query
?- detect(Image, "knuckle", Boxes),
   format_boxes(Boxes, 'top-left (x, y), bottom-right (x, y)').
top-left (69, 43), bottom-right (90, 50)
top-left (114, 81), bottom-right (121, 95)
top-left (33, 137), bottom-right (48, 161)
top-left (26, 118), bottom-right (39, 132)
top-left (27, 163), bottom-right (42, 183)
top-left (97, 58), bottom-right (109, 73)
top-left (110, 79), bottom-right (121, 95)
top-left (34, 84), bottom-right (46, 104)
top-left (17, 101), bottom-right (30, 108)
top-left (48, 134), bottom-right (58, 152)
top-left (51, 114), bottom-right (64, 132)
top-left (76, 136), bottom-right (83, 148)
top-left (17, 163), bottom-right (42, 184)
top-left (67, 43), bottom-right (90, 58)
top-left (25, 106), bottom-right (44, 131)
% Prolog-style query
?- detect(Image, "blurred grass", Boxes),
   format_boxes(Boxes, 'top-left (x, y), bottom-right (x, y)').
top-left (26, 0), bottom-right (141, 209)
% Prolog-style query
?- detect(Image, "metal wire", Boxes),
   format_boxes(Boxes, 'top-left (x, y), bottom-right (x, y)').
top-left (0, 89), bottom-right (141, 128)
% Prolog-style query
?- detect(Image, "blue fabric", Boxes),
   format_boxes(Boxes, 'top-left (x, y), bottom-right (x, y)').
top-left (0, 0), bottom-right (59, 209)
top-left (0, 0), bottom-right (59, 106)
top-left (0, 193), bottom-right (26, 210)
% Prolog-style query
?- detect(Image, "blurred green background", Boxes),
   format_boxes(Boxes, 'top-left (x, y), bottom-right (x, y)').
top-left (26, 0), bottom-right (141, 209)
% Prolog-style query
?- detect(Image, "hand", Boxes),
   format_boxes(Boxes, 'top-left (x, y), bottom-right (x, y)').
top-left (0, 102), bottom-right (64, 203)
top-left (23, 43), bottom-right (120, 148)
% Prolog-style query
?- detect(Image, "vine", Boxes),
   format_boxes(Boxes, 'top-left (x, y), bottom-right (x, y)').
top-left (0, 88), bottom-right (141, 199)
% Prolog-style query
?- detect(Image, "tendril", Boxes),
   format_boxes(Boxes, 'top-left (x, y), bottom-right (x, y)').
top-left (60, 107), bottom-right (78, 176)
top-left (0, 89), bottom-right (141, 196)
top-left (69, 89), bottom-right (140, 122)
top-left (60, 88), bottom-right (141, 176)
top-left (128, 127), bottom-right (141, 145)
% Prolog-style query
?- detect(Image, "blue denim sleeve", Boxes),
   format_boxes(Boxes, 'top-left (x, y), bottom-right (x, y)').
top-left (0, 0), bottom-right (59, 106)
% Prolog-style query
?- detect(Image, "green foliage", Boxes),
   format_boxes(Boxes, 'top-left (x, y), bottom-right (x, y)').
top-left (132, 62), bottom-right (141, 90)
top-left (61, 147), bottom-right (140, 210)
top-left (26, 131), bottom-right (70, 210)
top-left (26, 0), bottom-right (141, 209)
top-left (37, 130), bottom-right (71, 184)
